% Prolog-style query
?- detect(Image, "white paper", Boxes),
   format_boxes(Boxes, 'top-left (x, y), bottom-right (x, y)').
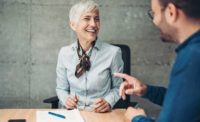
top-left (36, 109), bottom-right (84, 122)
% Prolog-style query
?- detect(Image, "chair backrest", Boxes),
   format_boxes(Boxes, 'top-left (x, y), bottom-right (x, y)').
top-left (112, 44), bottom-right (131, 108)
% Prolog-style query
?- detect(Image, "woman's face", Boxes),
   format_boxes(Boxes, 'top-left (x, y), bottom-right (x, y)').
top-left (71, 10), bottom-right (100, 43)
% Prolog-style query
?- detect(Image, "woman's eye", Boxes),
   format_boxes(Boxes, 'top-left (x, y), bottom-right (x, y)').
top-left (95, 17), bottom-right (100, 21)
top-left (84, 18), bottom-right (90, 21)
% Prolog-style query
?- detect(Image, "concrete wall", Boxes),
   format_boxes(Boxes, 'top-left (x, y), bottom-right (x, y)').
top-left (0, 0), bottom-right (176, 108)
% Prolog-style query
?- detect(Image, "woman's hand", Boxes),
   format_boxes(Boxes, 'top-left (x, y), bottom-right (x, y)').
top-left (93, 98), bottom-right (111, 113)
top-left (65, 95), bottom-right (78, 109)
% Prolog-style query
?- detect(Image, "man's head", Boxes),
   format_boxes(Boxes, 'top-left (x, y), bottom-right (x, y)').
top-left (158, 0), bottom-right (200, 19)
top-left (150, 0), bottom-right (200, 43)
top-left (69, 0), bottom-right (100, 43)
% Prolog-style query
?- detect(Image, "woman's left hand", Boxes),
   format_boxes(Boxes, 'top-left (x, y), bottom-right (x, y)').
top-left (93, 98), bottom-right (111, 113)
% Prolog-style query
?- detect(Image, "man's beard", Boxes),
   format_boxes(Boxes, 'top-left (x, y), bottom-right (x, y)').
top-left (158, 16), bottom-right (177, 43)
top-left (160, 30), bottom-right (175, 43)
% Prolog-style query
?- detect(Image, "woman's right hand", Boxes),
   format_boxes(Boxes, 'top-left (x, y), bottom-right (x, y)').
top-left (65, 95), bottom-right (78, 109)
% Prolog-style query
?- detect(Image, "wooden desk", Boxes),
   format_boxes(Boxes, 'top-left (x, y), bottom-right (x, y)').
top-left (0, 109), bottom-right (128, 122)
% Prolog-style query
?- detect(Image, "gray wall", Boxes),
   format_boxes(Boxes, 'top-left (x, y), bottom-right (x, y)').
top-left (0, 0), bottom-right (176, 108)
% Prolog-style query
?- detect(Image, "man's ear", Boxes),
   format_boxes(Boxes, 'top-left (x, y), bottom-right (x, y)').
top-left (165, 3), bottom-right (179, 24)
top-left (69, 21), bottom-right (76, 31)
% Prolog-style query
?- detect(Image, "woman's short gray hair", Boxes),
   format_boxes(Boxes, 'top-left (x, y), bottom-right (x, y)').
top-left (69, 0), bottom-right (99, 22)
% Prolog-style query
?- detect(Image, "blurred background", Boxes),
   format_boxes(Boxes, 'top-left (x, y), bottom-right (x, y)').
top-left (0, 0), bottom-right (176, 115)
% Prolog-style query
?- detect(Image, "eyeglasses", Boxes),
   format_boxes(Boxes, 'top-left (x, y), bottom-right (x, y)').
top-left (148, 9), bottom-right (154, 20)
top-left (148, 8), bottom-right (167, 20)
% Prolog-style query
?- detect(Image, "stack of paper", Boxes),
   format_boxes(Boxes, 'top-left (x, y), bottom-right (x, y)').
top-left (36, 109), bottom-right (84, 122)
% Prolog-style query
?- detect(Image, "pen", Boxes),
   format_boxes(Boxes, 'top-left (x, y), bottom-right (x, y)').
top-left (74, 92), bottom-right (78, 108)
top-left (48, 112), bottom-right (65, 119)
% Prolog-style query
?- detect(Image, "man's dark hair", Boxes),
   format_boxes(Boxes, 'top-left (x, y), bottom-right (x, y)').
top-left (159, 0), bottom-right (200, 19)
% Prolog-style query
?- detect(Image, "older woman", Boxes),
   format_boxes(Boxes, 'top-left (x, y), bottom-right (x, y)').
top-left (56, 0), bottom-right (123, 113)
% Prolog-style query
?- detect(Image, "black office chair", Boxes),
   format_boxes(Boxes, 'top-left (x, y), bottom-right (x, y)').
top-left (43, 44), bottom-right (136, 108)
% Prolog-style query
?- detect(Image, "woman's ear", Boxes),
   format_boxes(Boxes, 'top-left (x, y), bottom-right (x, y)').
top-left (69, 21), bottom-right (76, 31)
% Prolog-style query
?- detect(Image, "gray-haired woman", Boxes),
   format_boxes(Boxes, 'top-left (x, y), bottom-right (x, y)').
top-left (56, 0), bottom-right (123, 113)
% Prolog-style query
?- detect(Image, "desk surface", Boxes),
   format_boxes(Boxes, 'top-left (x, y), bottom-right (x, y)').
top-left (0, 109), bottom-right (128, 122)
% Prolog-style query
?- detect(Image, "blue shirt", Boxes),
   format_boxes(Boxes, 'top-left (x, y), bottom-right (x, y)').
top-left (133, 30), bottom-right (200, 122)
top-left (56, 40), bottom-right (123, 110)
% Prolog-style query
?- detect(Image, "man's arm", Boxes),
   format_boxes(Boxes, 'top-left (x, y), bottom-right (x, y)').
top-left (132, 115), bottom-right (154, 122)
top-left (133, 46), bottom-right (200, 122)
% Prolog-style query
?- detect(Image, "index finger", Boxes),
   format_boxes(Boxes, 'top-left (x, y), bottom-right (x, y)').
top-left (114, 73), bottom-right (132, 82)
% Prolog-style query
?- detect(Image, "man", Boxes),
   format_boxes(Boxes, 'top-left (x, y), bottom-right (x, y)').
top-left (114, 0), bottom-right (200, 121)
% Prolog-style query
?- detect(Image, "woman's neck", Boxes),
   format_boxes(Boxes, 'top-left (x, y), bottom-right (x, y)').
top-left (79, 40), bottom-right (93, 51)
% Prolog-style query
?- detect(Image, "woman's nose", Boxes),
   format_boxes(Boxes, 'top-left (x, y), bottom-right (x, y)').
top-left (89, 18), bottom-right (96, 26)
